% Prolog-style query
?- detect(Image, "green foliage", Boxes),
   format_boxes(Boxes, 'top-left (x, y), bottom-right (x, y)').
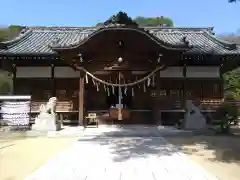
top-left (218, 102), bottom-right (239, 119)
top-left (215, 101), bottom-right (239, 133)
top-left (223, 67), bottom-right (240, 100)
top-left (0, 81), bottom-right (11, 94)
top-left (0, 78), bottom-right (12, 95)
top-left (8, 25), bottom-right (22, 31)
top-left (0, 71), bottom-right (13, 95)
top-left (96, 13), bottom-right (174, 27)
top-left (0, 25), bottom-right (23, 42)
top-left (0, 29), bottom-right (9, 41)
top-left (134, 16), bottom-right (173, 27)
top-left (103, 11), bottom-right (138, 27)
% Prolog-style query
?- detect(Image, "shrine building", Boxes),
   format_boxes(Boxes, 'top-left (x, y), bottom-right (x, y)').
top-left (0, 12), bottom-right (239, 126)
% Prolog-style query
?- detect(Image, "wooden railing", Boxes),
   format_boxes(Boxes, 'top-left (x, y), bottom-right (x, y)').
top-left (56, 101), bottom-right (74, 112)
top-left (199, 99), bottom-right (223, 109)
top-left (30, 101), bottom-right (77, 113)
top-left (30, 101), bottom-right (43, 112)
top-left (30, 99), bottom-right (237, 114)
top-left (159, 98), bottom-right (224, 111)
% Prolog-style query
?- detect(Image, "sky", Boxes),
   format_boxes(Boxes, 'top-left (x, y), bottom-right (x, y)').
top-left (1, 0), bottom-right (240, 34)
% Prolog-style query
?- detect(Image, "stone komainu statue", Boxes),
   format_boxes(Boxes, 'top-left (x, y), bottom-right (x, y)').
top-left (32, 97), bottom-right (60, 131)
top-left (39, 97), bottom-right (57, 115)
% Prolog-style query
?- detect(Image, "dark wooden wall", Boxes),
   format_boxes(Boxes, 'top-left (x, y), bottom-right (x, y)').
top-left (15, 77), bottom-right (223, 109)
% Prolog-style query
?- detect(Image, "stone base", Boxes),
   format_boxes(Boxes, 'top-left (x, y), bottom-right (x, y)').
top-left (31, 113), bottom-right (61, 131)
top-left (183, 100), bottom-right (207, 130)
top-left (184, 116), bottom-right (206, 130)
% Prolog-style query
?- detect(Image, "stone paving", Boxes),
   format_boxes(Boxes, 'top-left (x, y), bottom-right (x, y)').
top-left (25, 126), bottom-right (219, 180)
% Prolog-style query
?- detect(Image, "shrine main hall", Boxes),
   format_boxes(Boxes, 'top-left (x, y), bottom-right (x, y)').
top-left (0, 13), bottom-right (239, 126)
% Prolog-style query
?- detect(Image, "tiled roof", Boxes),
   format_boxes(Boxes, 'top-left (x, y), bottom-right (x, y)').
top-left (220, 36), bottom-right (240, 45)
top-left (0, 26), bottom-right (239, 55)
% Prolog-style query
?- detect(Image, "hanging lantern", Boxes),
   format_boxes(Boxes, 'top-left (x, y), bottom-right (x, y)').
top-left (118, 57), bottom-right (123, 63)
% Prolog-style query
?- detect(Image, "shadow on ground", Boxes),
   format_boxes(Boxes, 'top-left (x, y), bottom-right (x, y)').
top-left (165, 132), bottom-right (240, 165)
top-left (78, 127), bottom-right (181, 162)
top-left (79, 126), bottom-right (240, 164)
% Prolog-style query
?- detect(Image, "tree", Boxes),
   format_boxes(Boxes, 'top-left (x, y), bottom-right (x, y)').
top-left (134, 16), bottom-right (173, 27)
top-left (223, 67), bottom-right (240, 100)
top-left (0, 25), bottom-right (23, 42)
top-left (96, 13), bottom-right (174, 27)
top-left (0, 29), bottom-right (9, 41)
top-left (0, 70), bottom-right (13, 95)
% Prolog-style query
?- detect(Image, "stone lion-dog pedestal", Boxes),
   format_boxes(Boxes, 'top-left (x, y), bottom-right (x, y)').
top-left (32, 97), bottom-right (61, 131)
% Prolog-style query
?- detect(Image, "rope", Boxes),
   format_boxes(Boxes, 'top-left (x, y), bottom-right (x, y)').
top-left (73, 64), bottom-right (165, 87)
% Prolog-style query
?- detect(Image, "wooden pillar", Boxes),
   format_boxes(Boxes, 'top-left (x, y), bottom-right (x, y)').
top-left (200, 82), bottom-right (204, 101)
top-left (183, 59), bottom-right (187, 118)
top-left (51, 64), bottom-right (56, 97)
top-left (219, 64), bottom-right (224, 99)
top-left (153, 72), bottom-right (161, 125)
top-left (78, 72), bottom-right (85, 126)
top-left (12, 64), bottom-right (16, 95)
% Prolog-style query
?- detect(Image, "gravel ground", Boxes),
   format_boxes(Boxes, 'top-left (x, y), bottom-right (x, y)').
top-left (1, 126), bottom-right (239, 180)
top-left (165, 135), bottom-right (240, 180)
top-left (0, 134), bottom-right (77, 180)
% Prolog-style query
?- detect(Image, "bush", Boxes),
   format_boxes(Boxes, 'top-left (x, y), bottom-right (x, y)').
top-left (215, 101), bottom-right (239, 133)
top-left (217, 102), bottom-right (239, 119)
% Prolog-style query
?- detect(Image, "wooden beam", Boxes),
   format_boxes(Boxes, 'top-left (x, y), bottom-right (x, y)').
top-left (78, 72), bottom-right (85, 126)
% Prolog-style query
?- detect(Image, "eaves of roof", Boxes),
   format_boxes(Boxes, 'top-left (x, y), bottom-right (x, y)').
top-left (0, 26), bottom-right (239, 56)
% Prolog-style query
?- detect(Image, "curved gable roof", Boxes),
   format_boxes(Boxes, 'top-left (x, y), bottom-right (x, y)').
top-left (0, 26), bottom-right (239, 55)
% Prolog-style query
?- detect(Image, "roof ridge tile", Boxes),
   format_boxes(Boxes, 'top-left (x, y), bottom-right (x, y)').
top-left (203, 31), bottom-right (238, 50)
top-left (27, 26), bottom-right (95, 31)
